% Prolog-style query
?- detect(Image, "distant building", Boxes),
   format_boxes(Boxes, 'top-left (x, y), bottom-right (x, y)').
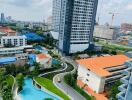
top-left (94, 25), bottom-right (119, 40)
top-left (117, 60), bottom-right (132, 100)
top-left (36, 53), bottom-right (52, 69)
top-left (77, 55), bottom-right (130, 93)
top-left (0, 26), bottom-right (17, 36)
top-left (6, 16), bottom-right (12, 23)
top-left (1, 13), bottom-right (5, 23)
top-left (0, 36), bottom-right (27, 47)
top-left (121, 23), bottom-right (132, 33)
top-left (116, 36), bottom-right (129, 45)
top-left (53, 0), bottom-right (98, 55)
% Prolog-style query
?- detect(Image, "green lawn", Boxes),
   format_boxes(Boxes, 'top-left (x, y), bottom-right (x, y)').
top-left (6, 75), bottom-right (14, 88)
top-left (34, 77), bottom-right (70, 100)
top-left (98, 41), bottom-right (132, 52)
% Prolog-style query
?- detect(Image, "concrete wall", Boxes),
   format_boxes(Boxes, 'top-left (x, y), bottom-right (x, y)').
top-left (36, 57), bottom-right (52, 69)
top-left (70, 44), bottom-right (89, 53)
top-left (78, 65), bottom-right (105, 93)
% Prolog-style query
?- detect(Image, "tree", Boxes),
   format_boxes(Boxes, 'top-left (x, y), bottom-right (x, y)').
top-left (30, 62), bottom-right (40, 77)
top-left (16, 73), bottom-right (24, 91)
top-left (44, 98), bottom-right (54, 100)
top-left (108, 81), bottom-right (121, 100)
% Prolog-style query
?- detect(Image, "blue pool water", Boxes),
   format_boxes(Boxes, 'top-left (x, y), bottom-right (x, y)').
top-left (19, 78), bottom-right (60, 100)
top-left (52, 59), bottom-right (59, 65)
top-left (34, 45), bottom-right (48, 54)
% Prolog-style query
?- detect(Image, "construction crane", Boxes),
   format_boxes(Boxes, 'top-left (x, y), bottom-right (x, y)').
top-left (109, 12), bottom-right (120, 27)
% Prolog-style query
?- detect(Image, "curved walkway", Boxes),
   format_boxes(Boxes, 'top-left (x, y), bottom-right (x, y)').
top-left (53, 58), bottom-right (86, 100)
top-left (39, 63), bottom-right (67, 77)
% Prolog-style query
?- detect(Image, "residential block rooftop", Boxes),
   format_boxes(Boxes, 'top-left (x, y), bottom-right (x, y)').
top-left (76, 55), bottom-right (130, 77)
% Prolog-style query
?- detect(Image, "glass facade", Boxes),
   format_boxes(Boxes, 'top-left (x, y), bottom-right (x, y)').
top-left (53, 0), bottom-right (98, 55)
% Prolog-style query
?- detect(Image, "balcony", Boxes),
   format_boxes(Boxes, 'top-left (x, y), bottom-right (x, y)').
top-left (116, 92), bottom-right (125, 100)
top-left (118, 84), bottom-right (128, 92)
top-left (122, 67), bottom-right (132, 75)
top-left (106, 65), bottom-right (127, 72)
top-left (106, 74), bottom-right (124, 81)
top-left (120, 75), bottom-right (130, 84)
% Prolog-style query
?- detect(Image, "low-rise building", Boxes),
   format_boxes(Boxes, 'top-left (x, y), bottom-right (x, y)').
top-left (94, 25), bottom-right (119, 40)
top-left (0, 56), bottom-right (27, 66)
top-left (76, 55), bottom-right (130, 93)
top-left (0, 45), bottom-right (33, 57)
top-left (121, 23), bottom-right (132, 33)
top-left (15, 53), bottom-right (28, 60)
top-left (0, 26), bottom-right (17, 36)
top-left (117, 60), bottom-right (132, 100)
top-left (36, 53), bottom-right (52, 69)
top-left (0, 36), bottom-right (27, 47)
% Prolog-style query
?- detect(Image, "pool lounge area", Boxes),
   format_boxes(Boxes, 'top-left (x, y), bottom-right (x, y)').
top-left (19, 78), bottom-right (60, 100)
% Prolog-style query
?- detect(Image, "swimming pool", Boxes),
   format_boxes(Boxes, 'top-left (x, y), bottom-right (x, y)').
top-left (34, 45), bottom-right (48, 54)
top-left (19, 78), bottom-right (60, 100)
top-left (52, 59), bottom-right (59, 65)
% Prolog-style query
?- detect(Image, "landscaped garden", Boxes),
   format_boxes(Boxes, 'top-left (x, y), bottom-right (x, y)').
top-left (34, 77), bottom-right (70, 100)
top-left (64, 71), bottom-right (95, 100)
top-left (0, 68), bottom-right (15, 100)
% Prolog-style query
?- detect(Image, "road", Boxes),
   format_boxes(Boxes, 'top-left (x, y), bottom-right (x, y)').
top-left (53, 57), bottom-right (86, 100)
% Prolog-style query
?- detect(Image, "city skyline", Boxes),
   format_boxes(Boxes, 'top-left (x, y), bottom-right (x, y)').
top-left (0, 0), bottom-right (132, 25)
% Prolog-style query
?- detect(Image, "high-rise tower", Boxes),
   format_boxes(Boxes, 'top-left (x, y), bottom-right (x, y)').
top-left (53, 0), bottom-right (98, 55)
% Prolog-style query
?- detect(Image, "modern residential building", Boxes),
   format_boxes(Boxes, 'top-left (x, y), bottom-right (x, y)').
top-left (121, 23), bottom-right (132, 33)
top-left (53, 0), bottom-right (98, 55)
top-left (76, 55), bottom-right (130, 93)
top-left (94, 25), bottom-right (119, 40)
top-left (36, 53), bottom-right (52, 69)
top-left (0, 36), bottom-right (27, 47)
top-left (117, 60), bottom-right (132, 100)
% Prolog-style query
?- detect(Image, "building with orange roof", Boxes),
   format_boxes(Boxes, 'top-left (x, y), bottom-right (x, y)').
top-left (36, 53), bottom-right (52, 69)
top-left (76, 55), bottom-right (131, 93)
top-left (0, 26), bottom-right (16, 36)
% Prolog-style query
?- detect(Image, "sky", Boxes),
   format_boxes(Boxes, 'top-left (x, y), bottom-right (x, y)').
top-left (0, 0), bottom-right (132, 26)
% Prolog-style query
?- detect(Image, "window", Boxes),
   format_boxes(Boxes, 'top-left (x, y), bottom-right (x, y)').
top-left (87, 73), bottom-right (90, 76)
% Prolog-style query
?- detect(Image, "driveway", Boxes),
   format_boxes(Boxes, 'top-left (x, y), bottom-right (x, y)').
top-left (53, 58), bottom-right (86, 100)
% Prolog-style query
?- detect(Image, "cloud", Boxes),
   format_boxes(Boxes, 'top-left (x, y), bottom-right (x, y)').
top-left (126, 4), bottom-right (132, 10)
top-left (97, 0), bottom-right (132, 25)
top-left (0, 0), bottom-right (51, 7)
top-left (0, 0), bottom-right (132, 25)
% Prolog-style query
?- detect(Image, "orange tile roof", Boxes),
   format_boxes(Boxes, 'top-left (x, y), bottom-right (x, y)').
top-left (37, 54), bottom-right (48, 59)
top-left (0, 26), bottom-right (16, 35)
top-left (77, 80), bottom-right (108, 100)
top-left (76, 55), bottom-right (130, 77)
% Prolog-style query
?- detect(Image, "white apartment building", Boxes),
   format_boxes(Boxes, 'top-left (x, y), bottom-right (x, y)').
top-left (0, 36), bottom-right (27, 47)
top-left (77, 55), bottom-right (130, 93)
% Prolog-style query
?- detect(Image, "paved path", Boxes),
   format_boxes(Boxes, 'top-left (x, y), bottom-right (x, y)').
top-left (53, 58), bottom-right (86, 100)
top-left (13, 80), bottom-right (21, 100)
top-left (39, 63), bottom-right (67, 77)
top-left (39, 56), bottom-right (86, 100)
